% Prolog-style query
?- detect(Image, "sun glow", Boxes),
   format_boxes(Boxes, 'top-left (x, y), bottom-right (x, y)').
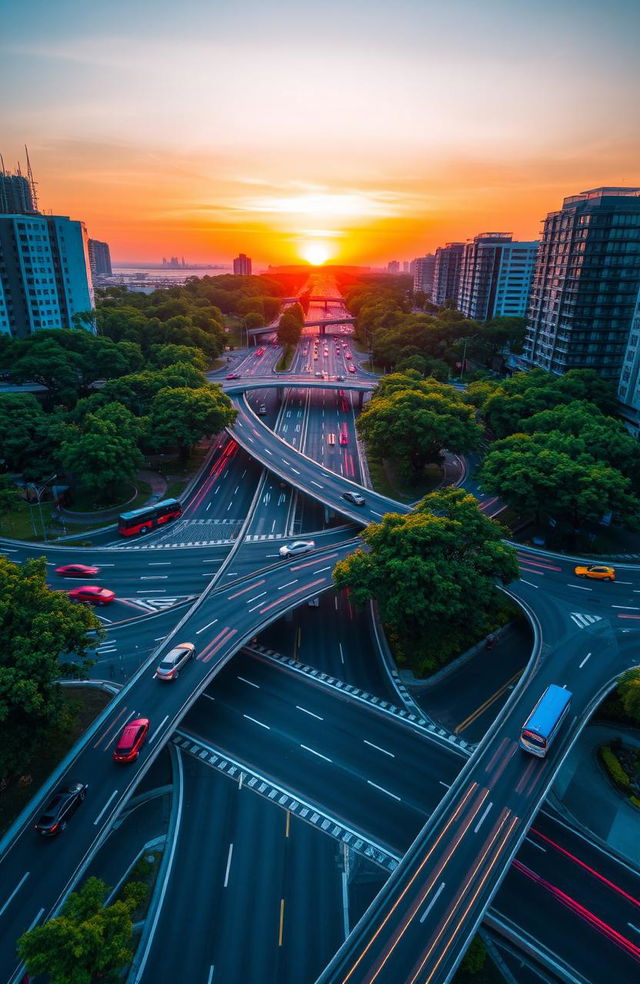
top-left (301, 242), bottom-right (332, 266)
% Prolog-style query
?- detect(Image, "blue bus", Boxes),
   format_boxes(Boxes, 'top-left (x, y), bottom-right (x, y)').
top-left (519, 684), bottom-right (572, 758)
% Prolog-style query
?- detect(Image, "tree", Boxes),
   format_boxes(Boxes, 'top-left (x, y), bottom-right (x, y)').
top-left (60, 409), bottom-right (143, 501)
top-left (0, 557), bottom-right (100, 779)
top-left (149, 343), bottom-right (208, 371)
top-left (479, 432), bottom-right (640, 528)
top-left (333, 488), bottom-right (519, 672)
top-left (617, 669), bottom-right (640, 724)
top-left (10, 340), bottom-right (82, 407)
top-left (357, 377), bottom-right (481, 480)
top-left (0, 476), bottom-right (20, 518)
top-left (17, 876), bottom-right (147, 984)
top-left (147, 385), bottom-right (237, 462)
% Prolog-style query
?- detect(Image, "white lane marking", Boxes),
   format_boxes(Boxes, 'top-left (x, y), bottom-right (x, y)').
top-left (208, 965), bottom-right (215, 984)
top-left (628, 923), bottom-right (640, 935)
top-left (313, 566), bottom-right (332, 574)
top-left (154, 636), bottom-right (167, 642)
top-left (300, 744), bottom-right (332, 763)
top-left (296, 705), bottom-right (323, 721)
top-left (364, 739), bottom-right (395, 758)
top-left (136, 589), bottom-right (167, 594)
top-left (612, 605), bottom-right (640, 610)
top-left (223, 843), bottom-right (234, 888)
top-left (367, 780), bottom-right (401, 802)
top-left (196, 618), bottom-right (219, 635)
top-left (419, 882), bottom-right (446, 923)
top-left (244, 714), bottom-right (270, 730)
top-left (140, 575), bottom-right (168, 580)
top-left (94, 789), bottom-right (119, 826)
top-left (264, 448), bottom-right (272, 455)
top-left (149, 715), bottom-right (169, 744)
top-left (246, 591), bottom-right (267, 603)
top-left (519, 579), bottom-right (539, 589)
top-left (237, 676), bottom-right (260, 689)
top-left (438, 781), bottom-right (450, 789)
top-left (290, 467), bottom-right (300, 475)
top-left (206, 501), bottom-right (212, 511)
top-left (148, 562), bottom-right (171, 566)
top-left (27, 907), bottom-right (45, 932)
top-left (525, 836), bottom-right (547, 852)
top-left (203, 694), bottom-right (216, 703)
top-left (0, 872), bottom-right (30, 916)
top-left (334, 596), bottom-right (339, 610)
top-left (473, 801), bottom-right (493, 834)
top-left (310, 480), bottom-right (323, 489)
top-left (616, 581), bottom-right (632, 585)
top-left (338, 641), bottom-right (344, 664)
top-left (579, 652), bottom-right (592, 668)
top-left (278, 579), bottom-right (298, 590)
top-left (201, 572), bottom-right (216, 576)
top-left (568, 584), bottom-right (592, 591)
top-left (370, 511), bottom-right (383, 518)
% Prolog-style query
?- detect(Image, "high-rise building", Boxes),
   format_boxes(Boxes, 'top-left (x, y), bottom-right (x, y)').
top-left (233, 253), bottom-right (252, 276)
top-left (387, 260), bottom-right (400, 274)
top-left (523, 188), bottom-right (640, 380)
top-left (413, 254), bottom-right (435, 295)
top-left (88, 238), bottom-right (112, 277)
top-left (0, 170), bottom-right (35, 214)
top-left (457, 233), bottom-right (538, 320)
top-left (0, 213), bottom-right (94, 338)
top-left (402, 261), bottom-right (410, 274)
top-left (432, 243), bottom-right (464, 306)
top-left (618, 286), bottom-right (640, 432)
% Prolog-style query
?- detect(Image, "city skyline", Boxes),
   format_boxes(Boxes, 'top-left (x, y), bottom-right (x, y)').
top-left (2, 0), bottom-right (639, 266)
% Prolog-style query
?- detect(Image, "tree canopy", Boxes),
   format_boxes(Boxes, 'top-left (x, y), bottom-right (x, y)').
top-left (18, 876), bottom-right (147, 984)
top-left (148, 384), bottom-right (237, 461)
top-left (333, 487), bottom-right (519, 672)
top-left (0, 556), bottom-right (100, 779)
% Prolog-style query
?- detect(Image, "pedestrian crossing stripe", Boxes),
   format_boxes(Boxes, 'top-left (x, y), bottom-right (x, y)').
top-left (570, 613), bottom-right (603, 629)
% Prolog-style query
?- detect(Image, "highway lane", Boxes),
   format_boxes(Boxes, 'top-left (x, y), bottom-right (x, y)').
top-left (141, 752), bottom-right (344, 984)
top-left (181, 649), bottom-right (463, 853)
top-left (0, 538), bottom-right (358, 982)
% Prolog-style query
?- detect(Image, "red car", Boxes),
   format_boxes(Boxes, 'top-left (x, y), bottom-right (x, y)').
top-left (113, 718), bottom-right (149, 763)
top-left (340, 432), bottom-right (349, 446)
top-left (348, 365), bottom-right (356, 373)
top-left (256, 347), bottom-right (265, 356)
top-left (55, 564), bottom-right (100, 578)
top-left (68, 585), bottom-right (115, 606)
top-left (226, 372), bottom-right (241, 380)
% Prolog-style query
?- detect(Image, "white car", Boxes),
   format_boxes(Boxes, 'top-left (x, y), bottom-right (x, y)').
top-left (279, 540), bottom-right (316, 558)
top-left (154, 642), bottom-right (195, 681)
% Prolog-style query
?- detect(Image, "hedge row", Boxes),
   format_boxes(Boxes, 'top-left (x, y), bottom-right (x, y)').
top-left (598, 744), bottom-right (632, 794)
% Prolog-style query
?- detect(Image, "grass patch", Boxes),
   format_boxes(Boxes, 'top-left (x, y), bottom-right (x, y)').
top-left (0, 686), bottom-right (112, 835)
top-left (276, 344), bottom-right (295, 371)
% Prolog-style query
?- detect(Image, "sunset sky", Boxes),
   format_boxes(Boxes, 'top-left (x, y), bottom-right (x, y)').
top-left (2, 0), bottom-right (639, 268)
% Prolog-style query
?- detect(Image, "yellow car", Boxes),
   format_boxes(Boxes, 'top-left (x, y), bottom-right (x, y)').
top-left (574, 565), bottom-right (616, 582)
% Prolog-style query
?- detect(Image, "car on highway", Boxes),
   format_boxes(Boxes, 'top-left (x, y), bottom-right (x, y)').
top-left (257, 404), bottom-right (268, 416)
top-left (154, 642), bottom-right (195, 681)
top-left (278, 540), bottom-right (316, 558)
top-left (55, 564), bottom-right (100, 578)
top-left (313, 353), bottom-right (318, 360)
top-left (336, 374), bottom-right (345, 381)
top-left (35, 782), bottom-right (88, 836)
top-left (68, 585), bottom-right (115, 605)
top-left (574, 564), bottom-right (616, 581)
top-left (345, 352), bottom-right (352, 359)
top-left (348, 365), bottom-right (356, 373)
top-left (226, 372), bottom-right (241, 379)
top-left (315, 371), bottom-right (323, 378)
top-left (113, 718), bottom-right (150, 762)
top-left (340, 432), bottom-right (349, 445)
top-left (342, 490), bottom-right (366, 506)
top-left (256, 347), bottom-right (265, 356)
top-left (327, 433), bottom-right (336, 445)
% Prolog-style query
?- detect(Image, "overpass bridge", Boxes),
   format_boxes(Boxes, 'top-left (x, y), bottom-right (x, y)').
top-left (247, 315), bottom-right (355, 343)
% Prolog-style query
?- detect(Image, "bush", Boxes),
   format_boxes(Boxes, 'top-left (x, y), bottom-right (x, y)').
top-left (599, 744), bottom-right (632, 793)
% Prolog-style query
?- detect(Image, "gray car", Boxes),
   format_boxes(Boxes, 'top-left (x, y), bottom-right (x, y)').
top-left (279, 540), bottom-right (316, 558)
top-left (155, 642), bottom-right (195, 681)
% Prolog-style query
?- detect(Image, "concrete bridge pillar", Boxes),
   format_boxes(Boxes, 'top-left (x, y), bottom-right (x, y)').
top-left (358, 391), bottom-right (364, 409)
top-left (324, 506), bottom-right (333, 524)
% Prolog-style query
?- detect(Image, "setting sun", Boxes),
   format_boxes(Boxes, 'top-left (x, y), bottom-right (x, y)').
top-left (301, 242), bottom-right (332, 266)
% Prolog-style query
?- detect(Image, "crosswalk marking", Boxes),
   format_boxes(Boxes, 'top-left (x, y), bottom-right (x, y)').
top-left (570, 613), bottom-right (603, 629)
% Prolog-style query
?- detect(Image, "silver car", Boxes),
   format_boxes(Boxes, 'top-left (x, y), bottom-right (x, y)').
top-left (279, 540), bottom-right (316, 558)
top-left (155, 642), bottom-right (195, 681)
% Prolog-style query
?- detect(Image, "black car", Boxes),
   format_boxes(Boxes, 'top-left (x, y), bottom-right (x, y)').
top-left (35, 782), bottom-right (88, 836)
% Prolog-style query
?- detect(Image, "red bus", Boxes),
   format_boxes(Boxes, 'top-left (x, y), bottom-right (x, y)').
top-left (118, 498), bottom-right (182, 537)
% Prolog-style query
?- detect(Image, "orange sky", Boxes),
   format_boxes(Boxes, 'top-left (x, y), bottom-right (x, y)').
top-left (2, 1), bottom-right (639, 268)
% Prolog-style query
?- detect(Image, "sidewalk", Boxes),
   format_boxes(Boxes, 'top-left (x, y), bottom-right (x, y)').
top-left (551, 723), bottom-right (640, 864)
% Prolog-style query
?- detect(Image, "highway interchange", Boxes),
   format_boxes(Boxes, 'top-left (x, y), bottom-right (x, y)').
top-left (1, 280), bottom-right (640, 983)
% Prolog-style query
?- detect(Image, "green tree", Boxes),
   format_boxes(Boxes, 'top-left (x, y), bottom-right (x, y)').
top-left (147, 385), bottom-right (237, 462)
top-left (333, 488), bottom-right (519, 672)
top-left (479, 432), bottom-right (639, 527)
top-left (149, 343), bottom-right (208, 371)
top-left (357, 377), bottom-right (481, 479)
top-left (617, 669), bottom-right (640, 724)
top-left (60, 409), bottom-right (143, 501)
top-left (0, 476), bottom-right (20, 518)
top-left (17, 876), bottom-right (147, 984)
top-left (0, 557), bottom-right (100, 779)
